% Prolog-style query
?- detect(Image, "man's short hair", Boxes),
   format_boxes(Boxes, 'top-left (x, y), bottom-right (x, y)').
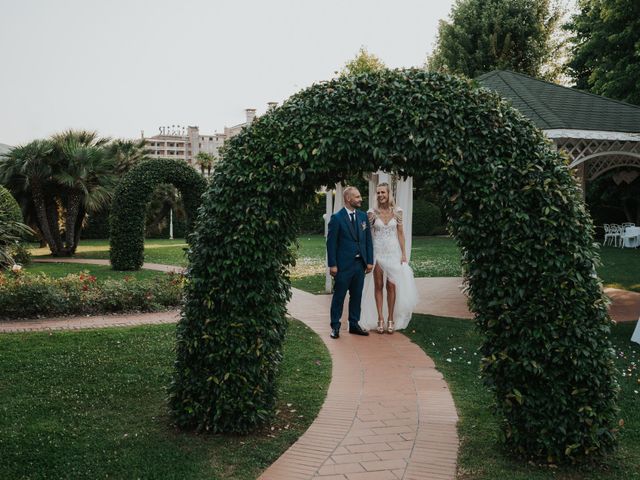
top-left (343, 186), bottom-right (358, 201)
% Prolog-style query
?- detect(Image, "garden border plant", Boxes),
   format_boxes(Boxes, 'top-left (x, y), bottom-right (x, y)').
top-left (169, 69), bottom-right (619, 464)
top-left (109, 159), bottom-right (207, 270)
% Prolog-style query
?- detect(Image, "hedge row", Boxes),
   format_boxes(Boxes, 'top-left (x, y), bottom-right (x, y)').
top-left (0, 271), bottom-right (183, 319)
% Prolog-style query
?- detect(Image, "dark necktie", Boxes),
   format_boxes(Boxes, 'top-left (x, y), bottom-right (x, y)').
top-left (350, 212), bottom-right (355, 227)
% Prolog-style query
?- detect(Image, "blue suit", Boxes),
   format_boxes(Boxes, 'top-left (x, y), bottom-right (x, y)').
top-left (326, 208), bottom-right (374, 331)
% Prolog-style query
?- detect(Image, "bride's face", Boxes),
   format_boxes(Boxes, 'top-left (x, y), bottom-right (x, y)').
top-left (376, 187), bottom-right (389, 205)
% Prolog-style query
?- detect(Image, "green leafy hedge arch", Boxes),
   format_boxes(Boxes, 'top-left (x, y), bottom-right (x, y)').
top-left (169, 70), bottom-right (618, 463)
top-left (109, 158), bottom-right (207, 270)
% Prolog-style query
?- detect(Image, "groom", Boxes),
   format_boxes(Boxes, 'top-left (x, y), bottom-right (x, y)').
top-left (326, 186), bottom-right (374, 339)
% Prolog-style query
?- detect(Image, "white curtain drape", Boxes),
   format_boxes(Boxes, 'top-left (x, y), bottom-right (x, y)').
top-left (632, 319), bottom-right (640, 345)
top-left (395, 176), bottom-right (413, 261)
top-left (333, 183), bottom-right (344, 213)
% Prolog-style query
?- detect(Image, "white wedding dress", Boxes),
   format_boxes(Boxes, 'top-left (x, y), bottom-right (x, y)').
top-left (359, 208), bottom-right (418, 331)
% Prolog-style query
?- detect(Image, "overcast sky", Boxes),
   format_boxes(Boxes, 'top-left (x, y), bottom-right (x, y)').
top-left (1, 0), bottom-right (456, 146)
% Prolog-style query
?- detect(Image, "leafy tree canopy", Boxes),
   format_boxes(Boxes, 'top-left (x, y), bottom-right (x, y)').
top-left (340, 46), bottom-right (386, 76)
top-left (427, 0), bottom-right (564, 80)
top-left (565, 0), bottom-right (640, 104)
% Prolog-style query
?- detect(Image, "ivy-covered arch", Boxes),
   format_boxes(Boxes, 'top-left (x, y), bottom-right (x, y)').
top-left (109, 158), bottom-right (207, 270)
top-left (169, 70), bottom-right (618, 463)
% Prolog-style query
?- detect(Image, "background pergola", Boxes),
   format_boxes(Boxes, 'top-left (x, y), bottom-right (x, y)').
top-left (477, 70), bottom-right (640, 197)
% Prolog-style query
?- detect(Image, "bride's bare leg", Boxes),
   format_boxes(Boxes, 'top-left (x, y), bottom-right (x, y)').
top-left (386, 280), bottom-right (396, 333)
top-left (373, 265), bottom-right (385, 333)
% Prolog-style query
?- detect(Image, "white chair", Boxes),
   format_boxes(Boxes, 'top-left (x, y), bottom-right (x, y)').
top-left (622, 222), bottom-right (636, 228)
top-left (603, 224), bottom-right (621, 246)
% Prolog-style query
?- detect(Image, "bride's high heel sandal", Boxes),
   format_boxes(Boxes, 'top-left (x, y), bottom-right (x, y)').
top-left (376, 318), bottom-right (385, 334)
top-left (387, 318), bottom-right (395, 334)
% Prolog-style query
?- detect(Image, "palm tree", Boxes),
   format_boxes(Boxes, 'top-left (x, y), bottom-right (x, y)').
top-left (106, 138), bottom-right (148, 176)
top-left (54, 140), bottom-right (116, 255)
top-left (195, 151), bottom-right (215, 176)
top-left (0, 140), bottom-right (63, 254)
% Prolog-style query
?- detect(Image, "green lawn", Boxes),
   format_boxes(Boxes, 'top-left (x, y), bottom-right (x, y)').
top-left (30, 238), bottom-right (190, 267)
top-left (409, 315), bottom-right (640, 480)
top-left (598, 245), bottom-right (640, 292)
top-left (24, 262), bottom-right (165, 282)
top-left (0, 319), bottom-right (330, 480)
top-left (30, 237), bottom-right (640, 293)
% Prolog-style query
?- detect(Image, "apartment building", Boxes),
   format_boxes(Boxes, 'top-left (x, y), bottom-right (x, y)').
top-left (142, 108), bottom-right (259, 165)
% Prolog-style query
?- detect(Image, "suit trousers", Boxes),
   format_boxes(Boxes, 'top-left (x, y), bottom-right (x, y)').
top-left (330, 259), bottom-right (365, 331)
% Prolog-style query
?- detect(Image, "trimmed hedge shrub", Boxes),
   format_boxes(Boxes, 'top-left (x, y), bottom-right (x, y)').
top-left (413, 198), bottom-right (443, 236)
top-left (169, 68), bottom-right (618, 463)
top-left (0, 270), bottom-right (184, 319)
top-left (298, 192), bottom-right (327, 234)
top-left (109, 159), bottom-right (207, 270)
top-left (81, 209), bottom-right (110, 239)
top-left (0, 186), bottom-right (22, 224)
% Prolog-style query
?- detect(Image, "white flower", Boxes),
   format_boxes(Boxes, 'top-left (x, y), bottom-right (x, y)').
top-left (11, 264), bottom-right (22, 273)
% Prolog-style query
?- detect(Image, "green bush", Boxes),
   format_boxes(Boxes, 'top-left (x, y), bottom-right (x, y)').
top-left (298, 192), bottom-right (327, 234)
top-left (413, 198), bottom-right (443, 235)
top-left (169, 68), bottom-right (618, 463)
top-left (109, 159), bottom-right (207, 270)
top-left (0, 270), bottom-right (183, 319)
top-left (0, 186), bottom-right (22, 224)
top-left (81, 209), bottom-right (111, 239)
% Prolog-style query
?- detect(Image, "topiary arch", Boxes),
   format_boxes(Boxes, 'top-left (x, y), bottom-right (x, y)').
top-left (109, 158), bottom-right (207, 270)
top-left (168, 70), bottom-right (618, 463)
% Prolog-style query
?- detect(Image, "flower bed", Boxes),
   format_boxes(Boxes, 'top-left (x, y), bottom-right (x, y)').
top-left (0, 270), bottom-right (184, 319)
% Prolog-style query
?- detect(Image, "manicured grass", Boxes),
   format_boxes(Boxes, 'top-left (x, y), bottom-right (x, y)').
top-left (30, 239), bottom-right (190, 267)
top-left (24, 262), bottom-right (165, 282)
top-left (408, 314), bottom-right (640, 479)
top-left (598, 246), bottom-right (640, 293)
top-left (291, 235), bottom-right (462, 293)
top-left (29, 237), bottom-right (640, 293)
top-left (0, 319), bottom-right (330, 480)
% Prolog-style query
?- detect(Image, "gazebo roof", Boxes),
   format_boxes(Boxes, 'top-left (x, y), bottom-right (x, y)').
top-left (476, 70), bottom-right (640, 135)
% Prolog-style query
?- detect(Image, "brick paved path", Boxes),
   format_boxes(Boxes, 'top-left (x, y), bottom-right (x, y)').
top-left (259, 288), bottom-right (458, 480)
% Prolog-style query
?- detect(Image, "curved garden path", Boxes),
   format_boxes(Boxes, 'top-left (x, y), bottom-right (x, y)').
top-left (4, 258), bottom-right (639, 479)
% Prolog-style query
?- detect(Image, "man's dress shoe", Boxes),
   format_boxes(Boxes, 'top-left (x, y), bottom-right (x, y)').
top-left (348, 325), bottom-right (369, 336)
top-left (330, 329), bottom-right (340, 339)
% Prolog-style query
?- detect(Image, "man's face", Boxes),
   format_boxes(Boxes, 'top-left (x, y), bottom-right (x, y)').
top-left (347, 189), bottom-right (362, 209)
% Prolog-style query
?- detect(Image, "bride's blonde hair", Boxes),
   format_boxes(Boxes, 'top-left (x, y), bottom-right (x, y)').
top-left (376, 182), bottom-right (395, 209)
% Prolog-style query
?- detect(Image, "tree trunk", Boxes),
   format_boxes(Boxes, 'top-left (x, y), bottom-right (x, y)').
top-left (63, 191), bottom-right (82, 256)
top-left (45, 194), bottom-right (64, 255)
top-left (71, 204), bottom-right (85, 254)
top-left (30, 183), bottom-right (60, 256)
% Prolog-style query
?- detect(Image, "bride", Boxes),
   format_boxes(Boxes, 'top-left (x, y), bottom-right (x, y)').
top-left (360, 182), bottom-right (418, 333)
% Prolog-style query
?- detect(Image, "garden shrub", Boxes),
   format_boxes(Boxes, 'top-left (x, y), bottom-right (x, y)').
top-left (81, 209), bottom-right (110, 239)
top-left (169, 68), bottom-right (618, 464)
top-left (412, 198), bottom-right (443, 236)
top-left (109, 159), bottom-right (207, 270)
top-left (298, 192), bottom-right (326, 234)
top-left (0, 186), bottom-right (22, 224)
top-left (0, 270), bottom-right (183, 319)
